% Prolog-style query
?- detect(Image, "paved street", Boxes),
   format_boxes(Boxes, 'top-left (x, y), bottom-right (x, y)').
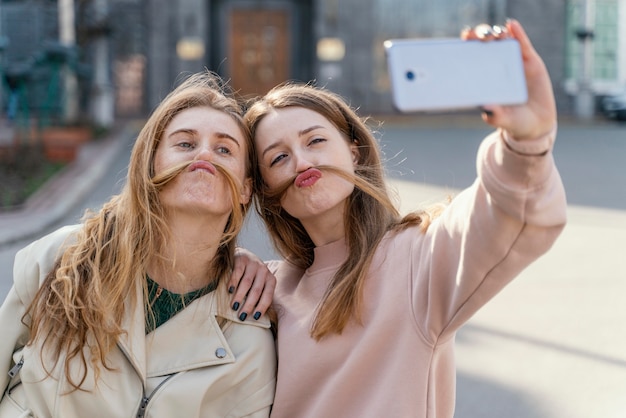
top-left (363, 120), bottom-right (626, 418)
top-left (1, 117), bottom-right (625, 417)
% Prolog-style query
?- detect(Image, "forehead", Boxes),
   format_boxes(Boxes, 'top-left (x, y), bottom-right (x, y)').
top-left (254, 107), bottom-right (333, 141)
top-left (165, 106), bottom-right (244, 138)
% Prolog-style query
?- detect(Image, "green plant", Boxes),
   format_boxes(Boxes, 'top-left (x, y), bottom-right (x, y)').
top-left (0, 145), bottom-right (66, 210)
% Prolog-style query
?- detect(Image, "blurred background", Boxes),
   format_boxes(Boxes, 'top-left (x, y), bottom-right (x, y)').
top-left (0, 2), bottom-right (625, 417)
top-left (0, 0), bottom-right (623, 135)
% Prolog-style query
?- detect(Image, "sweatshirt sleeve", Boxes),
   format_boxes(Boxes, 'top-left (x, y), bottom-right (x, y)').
top-left (0, 226), bottom-right (79, 394)
top-left (411, 127), bottom-right (567, 344)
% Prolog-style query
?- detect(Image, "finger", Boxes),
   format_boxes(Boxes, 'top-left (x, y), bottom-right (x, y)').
top-left (237, 277), bottom-right (263, 321)
top-left (480, 105), bottom-right (500, 126)
top-left (460, 26), bottom-right (473, 40)
top-left (231, 266), bottom-right (256, 316)
top-left (506, 19), bottom-right (538, 60)
top-left (228, 256), bottom-right (246, 295)
top-left (491, 24), bottom-right (510, 40)
top-left (475, 23), bottom-right (496, 41)
top-left (238, 270), bottom-right (273, 321)
top-left (463, 23), bottom-right (511, 42)
top-left (250, 272), bottom-right (276, 320)
top-left (480, 106), bottom-right (495, 120)
top-left (461, 26), bottom-right (480, 41)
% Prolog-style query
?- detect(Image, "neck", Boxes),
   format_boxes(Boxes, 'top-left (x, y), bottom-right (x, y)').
top-left (300, 204), bottom-right (347, 247)
top-left (147, 212), bottom-right (229, 294)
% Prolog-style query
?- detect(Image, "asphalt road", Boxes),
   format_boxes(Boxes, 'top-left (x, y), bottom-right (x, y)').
top-left (1, 117), bottom-right (625, 417)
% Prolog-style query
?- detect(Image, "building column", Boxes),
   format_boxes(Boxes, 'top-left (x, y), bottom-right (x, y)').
top-left (574, 0), bottom-right (595, 120)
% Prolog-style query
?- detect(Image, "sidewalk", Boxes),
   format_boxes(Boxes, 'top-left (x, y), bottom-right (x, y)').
top-left (0, 121), bottom-right (137, 247)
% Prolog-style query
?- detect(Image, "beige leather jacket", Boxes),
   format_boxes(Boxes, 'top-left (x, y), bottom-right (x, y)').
top-left (0, 225), bottom-right (276, 417)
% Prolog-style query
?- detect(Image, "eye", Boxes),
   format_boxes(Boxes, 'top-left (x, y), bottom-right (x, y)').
top-left (217, 145), bottom-right (232, 155)
top-left (309, 137), bottom-right (326, 146)
top-left (170, 133), bottom-right (195, 149)
top-left (176, 141), bottom-right (194, 149)
top-left (269, 153), bottom-right (287, 167)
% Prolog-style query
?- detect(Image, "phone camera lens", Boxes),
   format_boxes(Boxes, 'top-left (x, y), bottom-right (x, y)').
top-left (405, 70), bottom-right (415, 81)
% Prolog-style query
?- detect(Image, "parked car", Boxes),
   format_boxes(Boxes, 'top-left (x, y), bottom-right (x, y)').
top-left (601, 90), bottom-right (626, 121)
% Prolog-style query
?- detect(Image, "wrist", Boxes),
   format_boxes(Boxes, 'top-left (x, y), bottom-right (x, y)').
top-left (501, 125), bottom-right (557, 156)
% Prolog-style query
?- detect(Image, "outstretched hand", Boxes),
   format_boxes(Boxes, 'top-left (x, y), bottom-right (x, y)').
top-left (462, 19), bottom-right (556, 141)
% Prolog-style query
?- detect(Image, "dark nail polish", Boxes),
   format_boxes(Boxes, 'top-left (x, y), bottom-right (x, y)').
top-left (232, 301), bottom-right (240, 311)
top-left (228, 286), bottom-right (235, 294)
top-left (480, 107), bottom-right (494, 117)
top-left (239, 312), bottom-right (248, 321)
top-left (253, 311), bottom-right (261, 320)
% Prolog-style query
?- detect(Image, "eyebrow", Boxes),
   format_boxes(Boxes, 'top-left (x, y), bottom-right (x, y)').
top-left (216, 132), bottom-right (242, 148)
top-left (261, 125), bottom-right (325, 159)
top-left (168, 129), bottom-right (241, 148)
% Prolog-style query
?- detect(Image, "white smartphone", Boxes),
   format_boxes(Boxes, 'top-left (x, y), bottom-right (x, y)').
top-left (384, 38), bottom-right (528, 112)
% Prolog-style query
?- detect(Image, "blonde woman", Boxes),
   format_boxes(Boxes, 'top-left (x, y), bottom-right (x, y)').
top-left (244, 20), bottom-right (566, 417)
top-left (0, 71), bottom-right (276, 417)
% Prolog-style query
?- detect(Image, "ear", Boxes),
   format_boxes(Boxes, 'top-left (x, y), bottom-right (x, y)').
top-left (350, 141), bottom-right (360, 165)
top-left (240, 177), bottom-right (252, 205)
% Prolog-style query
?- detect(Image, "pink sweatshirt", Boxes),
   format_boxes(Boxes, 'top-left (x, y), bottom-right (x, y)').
top-left (266, 129), bottom-right (567, 418)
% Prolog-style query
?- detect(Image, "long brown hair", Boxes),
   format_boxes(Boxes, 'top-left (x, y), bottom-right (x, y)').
top-left (26, 71), bottom-right (254, 390)
top-left (245, 83), bottom-right (443, 340)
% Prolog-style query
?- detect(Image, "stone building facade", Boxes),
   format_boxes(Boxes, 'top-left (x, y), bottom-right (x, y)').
top-left (142, 0), bottom-right (578, 115)
top-left (1, 0), bottom-right (624, 119)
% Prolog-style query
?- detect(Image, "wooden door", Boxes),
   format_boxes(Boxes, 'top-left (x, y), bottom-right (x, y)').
top-left (229, 9), bottom-right (290, 98)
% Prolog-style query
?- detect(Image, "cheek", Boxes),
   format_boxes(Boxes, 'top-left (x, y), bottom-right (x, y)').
top-left (153, 148), bottom-right (169, 174)
top-left (258, 164), bottom-right (275, 187)
top-left (153, 157), bottom-right (163, 174)
top-left (227, 155), bottom-right (249, 185)
top-left (260, 167), bottom-right (286, 191)
top-left (335, 148), bottom-right (357, 171)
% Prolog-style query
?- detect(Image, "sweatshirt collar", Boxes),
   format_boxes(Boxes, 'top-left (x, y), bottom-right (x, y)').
top-left (307, 237), bottom-right (348, 274)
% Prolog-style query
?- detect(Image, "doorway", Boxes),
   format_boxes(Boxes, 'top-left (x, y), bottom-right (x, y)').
top-left (210, 0), bottom-right (313, 99)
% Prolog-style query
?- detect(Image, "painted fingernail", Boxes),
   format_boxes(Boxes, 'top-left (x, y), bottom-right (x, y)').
top-left (228, 286), bottom-right (235, 294)
top-left (480, 107), bottom-right (494, 117)
top-left (232, 301), bottom-right (240, 311)
top-left (253, 311), bottom-right (261, 320)
top-left (239, 312), bottom-right (248, 321)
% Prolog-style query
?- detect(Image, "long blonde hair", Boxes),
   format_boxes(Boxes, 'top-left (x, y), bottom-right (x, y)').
top-left (245, 83), bottom-right (443, 340)
top-left (26, 71), bottom-right (254, 390)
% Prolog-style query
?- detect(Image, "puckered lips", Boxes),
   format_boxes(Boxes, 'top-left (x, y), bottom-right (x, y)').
top-left (295, 168), bottom-right (322, 188)
top-left (188, 160), bottom-right (217, 175)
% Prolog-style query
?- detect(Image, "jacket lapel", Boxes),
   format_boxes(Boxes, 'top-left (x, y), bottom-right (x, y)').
top-left (145, 292), bottom-right (234, 377)
top-left (117, 285), bottom-right (271, 379)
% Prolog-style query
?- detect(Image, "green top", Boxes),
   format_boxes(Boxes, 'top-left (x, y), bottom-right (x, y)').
top-left (145, 275), bottom-right (218, 334)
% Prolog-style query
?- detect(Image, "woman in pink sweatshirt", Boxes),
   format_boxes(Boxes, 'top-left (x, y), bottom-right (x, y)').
top-left (243, 19), bottom-right (567, 418)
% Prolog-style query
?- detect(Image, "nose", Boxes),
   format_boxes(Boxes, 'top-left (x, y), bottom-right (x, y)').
top-left (293, 150), bottom-right (314, 173)
top-left (195, 143), bottom-right (213, 161)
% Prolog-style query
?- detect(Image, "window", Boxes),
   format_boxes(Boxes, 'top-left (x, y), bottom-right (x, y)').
top-left (565, 0), bottom-right (621, 92)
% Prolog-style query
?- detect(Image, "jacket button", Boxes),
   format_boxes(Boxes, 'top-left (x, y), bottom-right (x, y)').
top-left (215, 347), bottom-right (227, 358)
